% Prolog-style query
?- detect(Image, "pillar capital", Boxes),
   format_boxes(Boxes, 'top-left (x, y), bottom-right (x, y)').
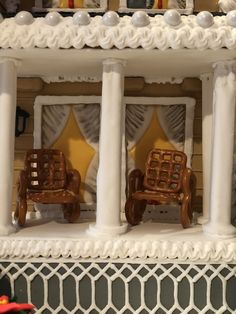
top-left (103, 58), bottom-right (127, 67)
top-left (0, 57), bottom-right (21, 68)
top-left (213, 60), bottom-right (236, 76)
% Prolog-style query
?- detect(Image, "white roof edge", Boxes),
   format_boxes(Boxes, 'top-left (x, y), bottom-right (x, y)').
top-left (0, 14), bottom-right (236, 50)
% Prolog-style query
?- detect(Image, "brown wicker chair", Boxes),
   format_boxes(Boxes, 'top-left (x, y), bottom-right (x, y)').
top-left (125, 148), bottom-right (193, 228)
top-left (14, 149), bottom-right (81, 226)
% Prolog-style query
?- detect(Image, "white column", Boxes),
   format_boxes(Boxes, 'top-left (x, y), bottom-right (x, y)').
top-left (0, 58), bottom-right (18, 235)
top-left (204, 61), bottom-right (236, 238)
top-left (198, 73), bottom-right (213, 224)
top-left (89, 59), bottom-right (127, 236)
top-left (119, 0), bottom-right (127, 10)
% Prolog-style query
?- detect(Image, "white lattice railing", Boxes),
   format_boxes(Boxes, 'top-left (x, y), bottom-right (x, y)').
top-left (0, 260), bottom-right (236, 313)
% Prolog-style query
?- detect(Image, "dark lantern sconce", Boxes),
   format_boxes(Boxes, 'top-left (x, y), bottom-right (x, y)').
top-left (15, 106), bottom-right (30, 137)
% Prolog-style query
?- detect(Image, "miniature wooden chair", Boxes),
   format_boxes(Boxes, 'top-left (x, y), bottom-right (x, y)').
top-left (125, 148), bottom-right (193, 228)
top-left (14, 149), bottom-right (81, 226)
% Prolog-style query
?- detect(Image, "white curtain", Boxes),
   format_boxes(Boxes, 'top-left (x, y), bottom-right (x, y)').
top-left (73, 104), bottom-right (100, 203)
top-left (125, 104), bottom-right (187, 173)
top-left (157, 104), bottom-right (186, 151)
top-left (41, 103), bottom-right (100, 204)
top-left (40, 102), bottom-right (191, 205)
top-left (42, 105), bottom-right (70, 148)
top-left (126, 104), bottom-right (153, 172)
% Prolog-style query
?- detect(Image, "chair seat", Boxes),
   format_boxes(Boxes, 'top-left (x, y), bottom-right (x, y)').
top-left (28, 189), bottom-right (79, 204)
top-left (132, 190), bottom-right (181, 204)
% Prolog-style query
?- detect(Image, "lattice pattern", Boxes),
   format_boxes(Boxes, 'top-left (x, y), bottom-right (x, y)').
top-left (144, 149), bottom-right (187, 193)
top-left (0, 261), bottom-right (236, 313)
top-left (25, 149), bottom-right (66, 190)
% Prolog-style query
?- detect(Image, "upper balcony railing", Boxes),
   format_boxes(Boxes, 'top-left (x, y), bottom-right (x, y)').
top-left (0, 0), bottom-right (195, 15)
top-left (0, 0), bottom-right (228, 16)
top-left (118, 0), bottom-right (194, 15)
top-left (33, 0), bottom-right (108, 13)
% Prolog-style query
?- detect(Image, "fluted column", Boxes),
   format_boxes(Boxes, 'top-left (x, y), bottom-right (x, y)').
top-left (197, 73), bottom-right (213, 224)
top-left (204, 61), bottom-right (236, 238)
top-left (0, 58), bottom-right (19, 235)
top-left (89, 59), bottom-right (127, 236)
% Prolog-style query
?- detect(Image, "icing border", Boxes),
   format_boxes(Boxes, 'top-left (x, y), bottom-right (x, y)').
top-left (0, 238), bottom-right (236, 262)
top-left (1, 15), bottom-right (236, 50)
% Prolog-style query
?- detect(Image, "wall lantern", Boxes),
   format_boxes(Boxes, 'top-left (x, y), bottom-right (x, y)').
top-left (15, 106), bottom-right (29, 137)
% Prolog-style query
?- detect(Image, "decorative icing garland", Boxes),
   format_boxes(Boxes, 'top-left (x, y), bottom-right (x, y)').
top-left (1, 12), bottom-right (236, 50)
top-left (0, 238), bottom-right (236, 261)
top-left (41, 75), bottom-right (184, 83)
top-left (41, 75), bottom-right (101, 83)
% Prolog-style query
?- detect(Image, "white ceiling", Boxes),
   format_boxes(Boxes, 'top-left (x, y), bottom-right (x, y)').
top-left (1, 48), bottom-right (236, 79)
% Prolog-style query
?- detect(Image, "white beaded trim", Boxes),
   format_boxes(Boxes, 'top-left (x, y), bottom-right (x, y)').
top-left (0, 14), bottom-right (236, 50)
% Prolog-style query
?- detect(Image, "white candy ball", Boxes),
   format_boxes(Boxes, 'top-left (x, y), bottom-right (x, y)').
top-left (226, 10), bottom-right (236, 27)
top-left (45, 11), bottom-right (62, 26)
top-left (131, 11), bottom-right (150, 27)
top-left (196, 11), bottom-right (214, 28)
top-left (73, 11), bottom-right (91, 25)
top-left (102, 11), bottom-right (120, 26)
top-left (15, 11), bottom-right (34, 25)
top-left (164, 9), bottom-right (181, 27)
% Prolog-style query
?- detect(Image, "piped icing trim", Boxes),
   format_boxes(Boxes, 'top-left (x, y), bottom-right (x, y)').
top-left (0, 238), bottom-right (236, 262)
top-left (41, 75), bottom-right (102, 83)
top-left (41, 75), bottom-right (184, 84)
top-left (1, 14), bottom-right (236, 50)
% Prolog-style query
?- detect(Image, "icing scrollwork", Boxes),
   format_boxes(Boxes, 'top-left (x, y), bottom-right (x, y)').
top-left (0, 238), bottom-right (236, 262)
top-left (0, 14), bottom-right (236, 50)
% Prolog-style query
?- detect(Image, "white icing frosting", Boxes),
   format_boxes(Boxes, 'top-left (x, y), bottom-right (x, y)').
top-left (41, 75), bottom-right (101, 83)
top-left (0, 14), bottom-right (236, 50)
top-left (0, 237), bottom-right (236, 261)
top-left (219, 0), bottom-right (236, 13)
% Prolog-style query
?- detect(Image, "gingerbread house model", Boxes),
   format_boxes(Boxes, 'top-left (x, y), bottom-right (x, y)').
top-left (0, 0), bottom-right (236, 313)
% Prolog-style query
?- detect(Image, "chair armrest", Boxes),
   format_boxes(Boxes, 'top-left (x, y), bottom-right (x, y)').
top-left (67, 169), bottom-right (81, 195)
top-left (17, 170), bottom-right (28, 198)
top-left (182, 168), bottom-right (193, 196)
top-left (128, 169), bottom-right (144, 197)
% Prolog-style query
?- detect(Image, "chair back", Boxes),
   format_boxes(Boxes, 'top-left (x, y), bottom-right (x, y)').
top-left (24, 149), bottom-right (67, 190)
top-left (143, 148), bottom-right (187, 193)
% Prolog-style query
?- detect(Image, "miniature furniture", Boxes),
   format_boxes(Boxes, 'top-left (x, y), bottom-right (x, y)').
top-left (125, 148), bottom-right (193, 228)
top-left (14, 149), bottom-right (81, 226)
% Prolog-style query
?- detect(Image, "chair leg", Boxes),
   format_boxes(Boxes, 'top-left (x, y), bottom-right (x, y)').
top-left (15, 198), bottom-right (27, 226)
top-left (180, 195), bottom-right (192, 228)
top-left (63, 202), bottom-right (80, 223)
top-left (125, 197), bottom-right (146, 226)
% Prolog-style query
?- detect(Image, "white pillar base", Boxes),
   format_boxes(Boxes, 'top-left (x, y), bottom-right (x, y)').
top-left (203, 222), bottom-right (236, 238)
top-left (197, 215), bottom-right (209, 225)
top-left (0, 224), bottom-right (16, 236)
top-left (88, 223), bottom-right (127, 238)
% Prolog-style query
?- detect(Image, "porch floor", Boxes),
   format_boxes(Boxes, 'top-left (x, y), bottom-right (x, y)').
top-left (1, 219), bottom-right (236, 262)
